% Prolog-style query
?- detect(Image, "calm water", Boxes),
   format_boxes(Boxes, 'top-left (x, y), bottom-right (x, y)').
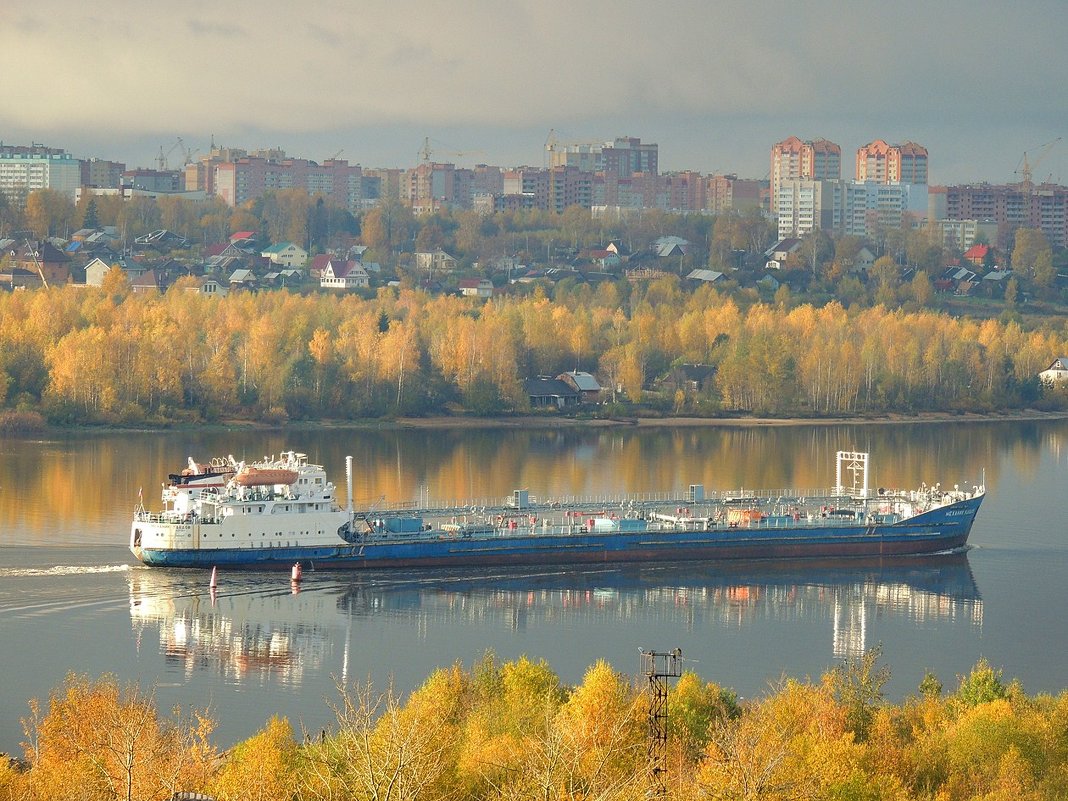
top-left (1, 421), bottom-right (1067, 753)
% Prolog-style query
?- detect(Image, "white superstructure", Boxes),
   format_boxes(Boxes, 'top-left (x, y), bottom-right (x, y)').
top-left (131, 451), bottom-right (351, 557)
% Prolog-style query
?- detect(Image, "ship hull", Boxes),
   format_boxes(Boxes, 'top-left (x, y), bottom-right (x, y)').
top-left (134, 493), bottom-right (982, 571)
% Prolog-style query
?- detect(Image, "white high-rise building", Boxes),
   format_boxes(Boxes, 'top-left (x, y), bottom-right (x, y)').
top-left (777, 179), bottom-right (929, 239)
top-left (0, 146), bottom-right (81, 205)
top-left (770, 137), bottom-right (841, 215)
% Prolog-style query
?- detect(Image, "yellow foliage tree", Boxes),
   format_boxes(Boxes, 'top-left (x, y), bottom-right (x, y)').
top-left (19, 673), bottom-right (216, 801)
top-left (210, 716), bottom-right (296, 801)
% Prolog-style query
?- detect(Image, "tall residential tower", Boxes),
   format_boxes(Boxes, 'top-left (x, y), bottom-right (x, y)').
top-left (770, 137), bottom-right (841, 214)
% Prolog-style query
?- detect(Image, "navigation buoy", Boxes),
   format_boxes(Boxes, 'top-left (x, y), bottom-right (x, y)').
top-left (209, 566), bottom-right (218, 589)
top-left (291, 562), bottom-right (302, 583)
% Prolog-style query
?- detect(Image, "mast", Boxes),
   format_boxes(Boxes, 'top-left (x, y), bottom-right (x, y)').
top-left (346, 456), bottom-right (354, 522)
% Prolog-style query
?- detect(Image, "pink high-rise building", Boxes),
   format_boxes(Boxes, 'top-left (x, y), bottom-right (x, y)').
top-left (770, 137), bottom-right (841, 214)
top-left (856, 140), bottom-right (928, 184)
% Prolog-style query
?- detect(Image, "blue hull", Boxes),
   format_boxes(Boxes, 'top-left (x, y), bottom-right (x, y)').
top-left (137, 494), bottom-right (983, 571)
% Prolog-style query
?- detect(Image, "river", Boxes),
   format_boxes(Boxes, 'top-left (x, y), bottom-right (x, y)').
top-left (1, 420), bottom-right (1066, 754)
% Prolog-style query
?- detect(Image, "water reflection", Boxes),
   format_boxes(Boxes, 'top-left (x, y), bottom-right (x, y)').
top-left (128, 554), bottom-right (982, 688)
top-left (129, 572), bottom-right (333, 688)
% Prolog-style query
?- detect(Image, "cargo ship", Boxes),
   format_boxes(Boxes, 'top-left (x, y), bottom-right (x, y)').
top-left (129, 450), bottom-right (985, 570)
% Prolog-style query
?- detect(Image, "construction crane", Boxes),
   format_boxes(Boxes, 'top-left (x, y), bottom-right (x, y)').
top-left (418, 136), bottom-right (481, 164)
top-left (23, 238), bottom-right (48, 289)
top-left (544, 128), bottom-right (557, 168)
top-left (156, 137), bottom-right (196, 171)
top-left (1015, 137), bottom-right (1062, 186)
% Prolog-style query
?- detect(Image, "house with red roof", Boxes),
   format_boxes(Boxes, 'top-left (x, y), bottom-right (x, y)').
top-left (458, 278), bottom-right (494, 298)
top-left (963, 243), bottom-right (991, 266)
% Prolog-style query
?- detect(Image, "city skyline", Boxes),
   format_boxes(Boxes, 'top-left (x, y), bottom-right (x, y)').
top-left (2, 0), bottom-right (1066, 186)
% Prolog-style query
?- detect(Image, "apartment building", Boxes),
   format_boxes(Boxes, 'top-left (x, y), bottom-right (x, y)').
top-left (404, 162), bottom-right (495, 213)
top-left (81, 158), bottom-right (125, 189)
top-left (214, 153), bottom-right (365, 213)
top-left (770, 137), bottom-right (841, 215)
top-left (942, 182), bottom-right (1068, 248)
top-left (548, 166), bottom-right (593, 212)
top-left (776, 179), bottom-right (843, 239)
top-left (0, 144), bottom-right (81, 204)
top-left (185, 146), bottom-right (248, 195)
top-left (549, 137), bottom-right (658, 177)
top-left (122, 169), bottom-right (183, 192)
top-left (777, 179), bottom-right (927, 239)
top-left (855, 140), bottom-right (928, 184)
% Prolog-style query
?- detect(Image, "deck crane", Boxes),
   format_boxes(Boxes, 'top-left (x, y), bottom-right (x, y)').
top-left (1015, 137), bottom-right (1062, 187)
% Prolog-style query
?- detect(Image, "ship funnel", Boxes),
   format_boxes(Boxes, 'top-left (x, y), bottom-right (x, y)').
top-left (346, 455), bottom-right (354, 521)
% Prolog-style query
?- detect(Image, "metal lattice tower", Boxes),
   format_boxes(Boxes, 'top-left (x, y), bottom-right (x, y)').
top-left (641, 648), bottom-right (683, 798)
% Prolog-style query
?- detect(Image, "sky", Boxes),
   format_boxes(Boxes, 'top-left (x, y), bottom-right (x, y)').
top-left (2, 0), bottom-right (1067, 186)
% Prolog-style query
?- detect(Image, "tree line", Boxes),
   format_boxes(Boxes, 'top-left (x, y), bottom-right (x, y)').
top-left (3, 651), bottom-right (1066, 800)
top-left (0, 277), bottom-right (1065, 427)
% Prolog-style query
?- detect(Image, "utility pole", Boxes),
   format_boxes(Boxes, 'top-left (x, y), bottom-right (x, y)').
top-left (641, 648), bottom-right (683, 799)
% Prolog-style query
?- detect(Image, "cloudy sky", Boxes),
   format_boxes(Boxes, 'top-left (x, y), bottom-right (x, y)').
top-left (2, 0), bottom-right (1066, 185)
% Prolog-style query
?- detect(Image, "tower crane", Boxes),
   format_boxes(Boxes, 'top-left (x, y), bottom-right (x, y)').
top-left (544, 128), bottom-right (558, 168)
top-left (157, 137), bottom-right (197, 171)
top-left (418, 136), bottom-right (482, 164)
top-left (1015, 137), bottom-right (1061, 187)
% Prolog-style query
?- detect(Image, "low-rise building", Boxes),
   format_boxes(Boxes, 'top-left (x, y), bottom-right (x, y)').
top-left (1040, 357), bottom-right (1068, 384)
top-left (320, 259), bottom-right (369, 290)
top-left (458, 278), bottom-right (494, 298)
top-left (415, 249), bottom-right (458, 274)
top-left (261, 242), bottom-right (308, 268)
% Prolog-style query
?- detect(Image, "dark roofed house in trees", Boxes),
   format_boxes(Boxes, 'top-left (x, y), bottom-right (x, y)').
top-left (558, 371), bottom-right (602, 402)
top-left (525, 377), bottom-right (580, 409)
top-left (15, 240), bottom-right (71, 285)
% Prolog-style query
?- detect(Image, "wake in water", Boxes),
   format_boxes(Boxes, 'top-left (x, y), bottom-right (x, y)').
top-left (0, 564), bottom-right (132, 579)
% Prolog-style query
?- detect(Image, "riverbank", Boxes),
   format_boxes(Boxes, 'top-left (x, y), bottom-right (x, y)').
top-left (7, 408), bottom-right (1068, 437)
top-left (385, 408), bottom-right (1068, 430)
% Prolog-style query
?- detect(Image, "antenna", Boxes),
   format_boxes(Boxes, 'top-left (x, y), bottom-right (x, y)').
top-left (641, 648), bottom-right (683, 799)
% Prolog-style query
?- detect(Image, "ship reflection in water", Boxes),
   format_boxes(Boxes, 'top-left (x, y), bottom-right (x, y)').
top-left (129, 554), bottom-right (982, 688)
top-left (129, 573), bottom-right (334, 687)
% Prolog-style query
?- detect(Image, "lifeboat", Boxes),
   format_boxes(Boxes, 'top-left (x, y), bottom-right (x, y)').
top-left (235, 467), bottom-right (299, 487)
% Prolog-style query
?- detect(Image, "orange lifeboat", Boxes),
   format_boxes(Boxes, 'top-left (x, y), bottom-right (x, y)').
top-left (235, 467), bottom-right (299, 486)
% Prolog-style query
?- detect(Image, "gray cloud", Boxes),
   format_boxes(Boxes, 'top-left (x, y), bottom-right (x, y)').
top-left (0, 0), bottom-right (1065, 183)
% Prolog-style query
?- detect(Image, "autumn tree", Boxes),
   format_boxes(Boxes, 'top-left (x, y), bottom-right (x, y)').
top-left (302, 677), bottom-right (461, 801)
top-left (19, 673), bottom-right (216, 801)
top-left (909, 269), bottom-right (934, 307)
top-left (870, 254), bottom-right (902, 307)
top-left (1012, 227), bottom-right (1051, 279)
top-left (697, 678), bottom-right (874, 801)
top-left (24, 189), bottom-right (76, 238)
top-left (554, 660), bottom-right (646, 798)
top-left (822, 644), bottom-right (891, 740)
top-left (362, 197), bottom-right (414, 262)
top-left (210, 716), bottom-right (296, 801)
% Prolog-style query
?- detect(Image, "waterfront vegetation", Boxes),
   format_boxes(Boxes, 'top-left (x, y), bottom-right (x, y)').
top-left (3, 652), bottom-right (1067, 800)
top-left (1, 277), bottom-right (1067, 429)
top-left (3, 189), bottom-right (1068, 428)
